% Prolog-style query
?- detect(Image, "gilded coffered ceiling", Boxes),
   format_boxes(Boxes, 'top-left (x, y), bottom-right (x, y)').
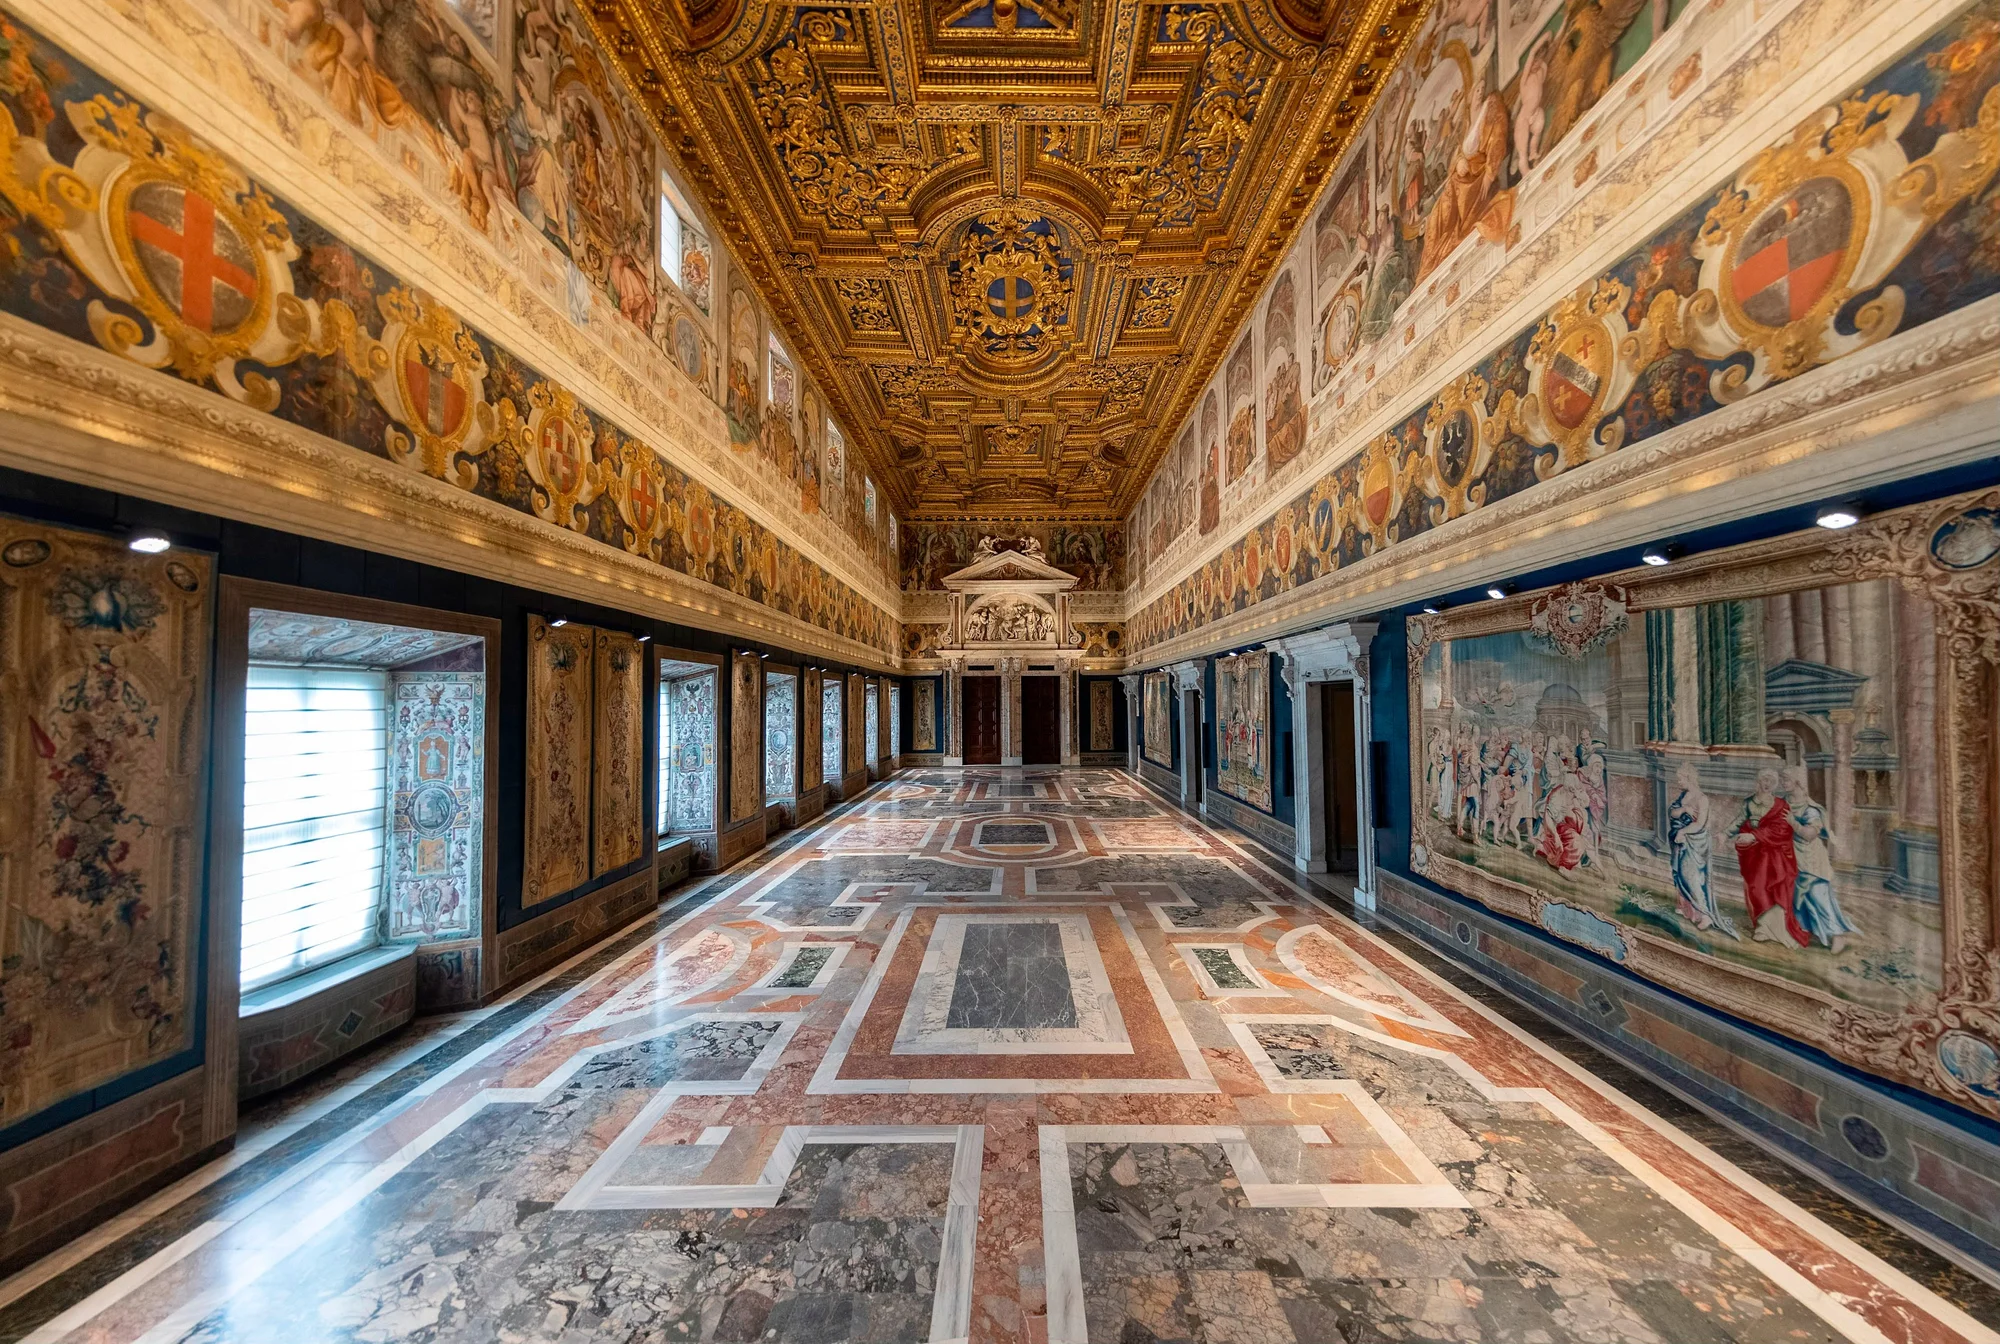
top-left (583, 0), bottom-right (1426, 520)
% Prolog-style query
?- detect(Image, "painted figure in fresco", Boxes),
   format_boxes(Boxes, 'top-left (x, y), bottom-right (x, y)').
top-left (1416, 78), bottom-right (1513, 283)
top-left (1669, 762), bottom-right (1737, 938)
top-left (1733, 768), bottom-right (1808, 946)
top-left (1514, 32), bottom-right (1555, 174)
top-left (1787, 766), bottom-right (1856, 953)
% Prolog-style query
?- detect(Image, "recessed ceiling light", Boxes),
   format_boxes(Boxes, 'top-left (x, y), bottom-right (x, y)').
top-left (127, 532), bottom-right (171, 554)
top-left (1421, 604), bottom-right (1440, 615)
top-left (1487, 585), bottom-right (1508, 601)
top-left (1816, 505), bottom-right (1860, 529)
top-left (1641, 546), bottom-right (1671, 566)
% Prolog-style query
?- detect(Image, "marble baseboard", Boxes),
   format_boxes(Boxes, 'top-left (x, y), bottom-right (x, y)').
top-left (658, 838), bottom-right (694, 894)
top-left (1137, 758), bottom-right (1179, 798)
top-left (792, 787), bottom-right (827, 828)
top-left (899, 753), bottom-right (946, 768)
top-left (496, 869), bottom-right (658, 990)
top-left (841, 767), bottom-right (870, 799)
top-left (1201, 790), bottom-right (1297, 857)
top-left (1081, 751), bottom-right (1125, 767)
top-left (719, 813), bottom-right (768, 869)
top-left (413, 940), bottom-right (480, 1013)
top-left (237, 949), bottom-right (417, 1100)
top-left (0, 1067), bottom-right (223, 1273)
top-left (1375, 871), bottom-right (2000, 1279)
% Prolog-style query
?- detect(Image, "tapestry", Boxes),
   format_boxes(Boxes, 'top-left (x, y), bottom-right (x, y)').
top-left (0, 12), bottom-right (900, 655)
top-left (823, 677), bottom-right (845, 784)
top-left (1215, 652), bottom-right (1273, 811)
top-left (800, 669), bottom-right (824, 792)
top-left (1143, 671), bottom-right (1172, 766)
top-left (913, 679), bottom-right (938, 752)
top-left (1408, 490), bottom-right (2000, 1117)
top-left (386, 671), bottom-right (483, 939)
top-left (664, 668), bottom-right (717, 833)
top-left (1129, 0), bottom-right (2000, 651)
top-left (765, 673), bottom-right (797, 799)
top-left (1089, 681), bottom-right (1116, 752)
top-left (0, 519), bottom-right (210, 1127)
top-left (730, 652), bottom-right (762, 821)
top-left (524, 616), bottom-right (593, 905)
top-left (592, 631), bottom-right (646, 874)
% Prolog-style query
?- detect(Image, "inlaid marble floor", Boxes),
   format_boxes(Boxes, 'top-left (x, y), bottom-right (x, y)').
top-left (5, 768), bottom-right (1998, 1344)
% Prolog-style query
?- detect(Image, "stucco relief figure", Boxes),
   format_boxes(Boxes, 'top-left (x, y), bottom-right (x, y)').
top-left (1019, 536), bottom-right (1046, 562)
top-left (973, 535), bottom-right (997, 560)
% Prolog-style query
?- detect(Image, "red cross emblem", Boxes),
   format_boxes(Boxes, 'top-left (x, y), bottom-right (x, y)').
top-left (627, 460), bottom-right (660, 533)
top-left (126, 181), bottom-right (258, 335)
top-left (541, 419), bottom-right (581, 494)
top-left (1730, 177), bottom-right (1852, 327)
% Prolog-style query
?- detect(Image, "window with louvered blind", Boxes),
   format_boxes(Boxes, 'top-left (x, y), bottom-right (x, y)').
top-left (240, 664), bottom-right (389, 991)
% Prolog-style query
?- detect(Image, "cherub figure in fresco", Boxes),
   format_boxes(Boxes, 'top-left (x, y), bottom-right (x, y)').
top-left (1669, 761), bottom-right (1736, 938)
top-left (1733, 768), bottom-right (1808, 946)
top-left (1787, 765), bottom-right (1856, 954)
top-left (1513, 31), bottom-right (1554, 174)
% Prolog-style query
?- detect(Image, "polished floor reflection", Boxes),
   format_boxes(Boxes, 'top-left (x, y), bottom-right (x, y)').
top-left (3, 769), bottom-right (1997, 1344)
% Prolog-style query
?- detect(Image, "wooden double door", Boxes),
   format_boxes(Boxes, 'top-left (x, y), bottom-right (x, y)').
top-left (1021, 677), bottom-right (1059, 765)
top-left (963, 675), bottom-right (1001, 764)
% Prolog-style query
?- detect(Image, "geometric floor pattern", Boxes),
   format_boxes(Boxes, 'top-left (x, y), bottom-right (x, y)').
top-left (4, 768), bottom-right (1997, 1343)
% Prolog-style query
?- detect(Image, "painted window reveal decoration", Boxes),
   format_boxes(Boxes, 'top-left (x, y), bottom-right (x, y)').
top-left (592, 631), bottom-right (646, 875)
top-left (1407, 489), bottom-right (2000, 1118)
top-left (823, 677), bottom-right (844, 785)
top-left (912, 679), bottom-right (937, 753)
top-left (1215, 652), bottom-right (1272, 811)
top-left (890, 684), bottom-right (902, 760)
top-left (865, 683), bottom-right (880, 765)
top-left (0, 520), bottom-right (211, 1128)
top-left (1089, 681), bottom-right (1115, 752)
top-left (800, 669), bottom-right (824, 793)
top-left (1143, 671), bottom-right (1173, 766)
top-left (766, 672), bottom-right (797, 802)
top-left (388, 671), bottom-right (484, 940)
top-left (662, 669), bottom-right (718, 834)
top-left (730, 653), bottom-right (762, 822)
top-left (846, 676), bottom-right (867, 775)
top-left (524, 617), bottom-right (594, 905)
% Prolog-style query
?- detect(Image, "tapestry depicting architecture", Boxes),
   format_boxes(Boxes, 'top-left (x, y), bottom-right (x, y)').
top-left (523, 616), bottom-right (593, 905)
top-left (0, 12), bottom-right (901, 656)
top-left (912, 679), bottom-right (938, 753)
top-left (765, 672), bottom-right (797, 801)
top-left (1215, 652), bottom-right (1274, 811)
top-left (1129, 0), bottom-right (2000, 651)
top-left (1407, 490), bottom-right (2000, 1117)
top-left (730, 653), bottom-right (762, 821)
top-left (800, 669), bottom-right (824, 793)
top-left (1089, 681), bottom-right (1116, 752)
top-left (663, 667), bottom-right (718, 835)
top-left (1143, 671), bottom-right (1173, 766)
top-left (386, 671), bottom-right (484, 940)
top-left (0, 518), bottom-right (210, 1128)
top-left (591, 631), bottom-right (646, 875)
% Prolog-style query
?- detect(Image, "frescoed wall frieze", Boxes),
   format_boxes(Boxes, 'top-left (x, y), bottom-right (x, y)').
top-left (0, 5), bottom-right (899, 657)
top-left (0, 0), bottom-right (901, 616)
top-left (1125, 0), bottom-right (2000, 657)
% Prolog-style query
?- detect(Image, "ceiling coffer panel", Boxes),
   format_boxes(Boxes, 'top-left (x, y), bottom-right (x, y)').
top-left (582, 0), bottom-right (1428, 520)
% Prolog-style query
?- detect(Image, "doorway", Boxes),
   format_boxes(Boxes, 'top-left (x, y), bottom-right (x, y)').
top-left (1021, 677), bottom-right (1059, 765)
top-left (1322, 680), bottom-right (1359, 872)
top-left (964, 675), bottom-right (1001, 764)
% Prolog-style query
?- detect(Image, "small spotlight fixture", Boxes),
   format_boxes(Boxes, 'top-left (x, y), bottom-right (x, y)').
top-left (1486, 584), bottom-right (1510, 601)
top-left (1641, 546), bottom-right (1672, 567)
top-left (1815, 504), bottom-right (1860, 530)
top-left (637, 634), bottom-right (651, 644)
top-left (1421, 604), bottom-right (1441, 615)
top-left (127, 532), bottom-right (171, 554)
top-left (549, 618), bottom-right (569, 628)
